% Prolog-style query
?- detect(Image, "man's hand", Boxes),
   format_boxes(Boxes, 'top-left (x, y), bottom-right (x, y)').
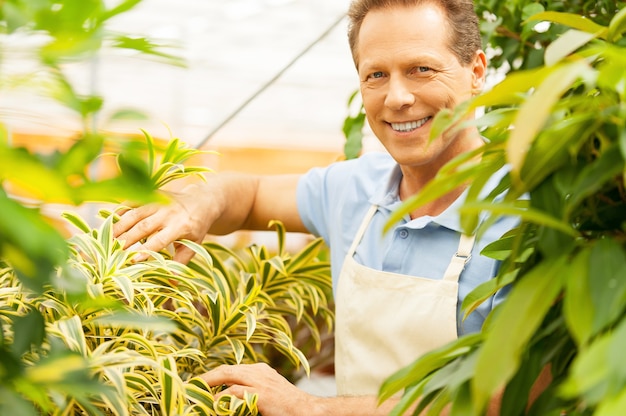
top-left (200, 363), bottom-right (322, 416)
top-left (113, 183), bottom-right (219, 263)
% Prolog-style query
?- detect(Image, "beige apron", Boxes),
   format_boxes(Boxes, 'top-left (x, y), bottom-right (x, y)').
top-left (334, 205), bottom-right (475, 396)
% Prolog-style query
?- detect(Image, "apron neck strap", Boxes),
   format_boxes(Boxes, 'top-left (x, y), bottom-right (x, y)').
top-left (443, 233), bottom-right (476, 282)
top-left (347, 205), bottom-right (378, 256)
top-left (348, 205), bottom-right (476, 283)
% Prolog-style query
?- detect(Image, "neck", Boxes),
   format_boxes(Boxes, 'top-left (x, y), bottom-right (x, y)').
top-left (399, 180), bottom-right (467, 219)
top-left (399, 131), bottom-right (483, 218)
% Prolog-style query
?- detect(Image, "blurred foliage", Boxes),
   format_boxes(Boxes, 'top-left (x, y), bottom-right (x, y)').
top-left (380, 6), bottom-right (626, 415)
top-left (1, 2), bottom-right (335, 414)
top-left (476, 0), bottom-right (621, 72)
top-left (0, 0), bottom-right (187, 290)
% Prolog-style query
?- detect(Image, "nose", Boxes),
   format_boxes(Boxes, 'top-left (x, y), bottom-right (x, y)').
top-left (384, 76), bottom-right (415, 110)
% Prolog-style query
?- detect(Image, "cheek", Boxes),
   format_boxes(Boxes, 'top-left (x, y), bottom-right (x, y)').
top-left (361, 89), bottom-right (383, 115)
top-left (447, 73), bottom-right (475, 100)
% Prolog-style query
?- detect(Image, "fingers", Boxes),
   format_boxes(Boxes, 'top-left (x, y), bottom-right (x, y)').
top-left (200, 363), bottom-right (272, 388)
top-left (172, 244), bottom-right (196, 264)
top-left (112, 189), bottom-right (210, 264)
top-left (199, 364), bottom-right (313, 416)
top-left (200, 364), bottom-right (247, 387)
top-left (217, 384), bottom-right (258, 401)
top-left (113, 205), bottom-right (159, 247)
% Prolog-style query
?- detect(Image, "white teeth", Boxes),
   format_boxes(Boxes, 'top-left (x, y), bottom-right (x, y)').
top-left (391, 117), bottom-right (430, 132)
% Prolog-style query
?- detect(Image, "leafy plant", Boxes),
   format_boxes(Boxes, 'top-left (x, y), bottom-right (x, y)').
top-left (1, 123), bottom-right (331, 415)
top-left (475, 0), bottom-right (620, 72)
top-left (342, 90), bottom-right (367, 160)
top-left (2, 3), bottom-right (335, 414)
top-left (1, 210), bottom-right (332, 414)
top-left (379, 7), bottom-right (626, 416)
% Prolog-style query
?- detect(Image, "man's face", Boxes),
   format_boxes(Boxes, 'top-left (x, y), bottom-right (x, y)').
top-left (356, 3), bottom-right (485, 170)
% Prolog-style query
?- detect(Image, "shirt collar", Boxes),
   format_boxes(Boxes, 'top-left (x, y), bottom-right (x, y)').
top-left (369, 162), bottom-right (507, 232)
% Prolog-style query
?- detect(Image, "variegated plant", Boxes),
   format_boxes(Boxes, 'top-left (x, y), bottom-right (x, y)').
top-left (0, 124), bottom-right (333, 414)
top-left (0, 207), bottom-right (332, 415)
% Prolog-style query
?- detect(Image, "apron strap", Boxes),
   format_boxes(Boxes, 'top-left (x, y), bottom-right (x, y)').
top-left (443, 233), bottom-right (476, 282)
top-left (348, 205), bottom-right (475, 283)
top-left (347, 205), bottom-right (378, 257)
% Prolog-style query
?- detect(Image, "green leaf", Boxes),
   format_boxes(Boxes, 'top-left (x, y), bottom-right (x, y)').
top-left (507, 61), bottom-right (592, 179)
top-left (0, 389), bottom-right (38, 416)
top-left (268, 220), bottom-right (286, 255)
top-left (545, 29), bottom-right (597, 66)
top-left (526, 11), bottom-right (608, 37)
top-left (461, 270), bottom-right (516, 320)
top-left (61, 211), bottom-right (92, 234)
top-left (0, 147), bottom-right (73, 202)
top-left (92, 312), bottom-right (178, 332)
top-left (227, 337), bottom-right (246, 364)
top-left (385, 159), bottom-right (486, 233)
top-left (54, 315), bottom-right (90, 357)
top-left (11, 309), bottom-right (45, 356)
top-left (472, 67), bottom-right (548, 108)
top-left (74, 178), bottom-right (154, 204)
top-left (379, 333), bottom-right (483, 403)
top-left (565, 144), bottom-right (624, 218)
top-left (459, 202), bottom-right (578, 238)
top-left (597, 45), bottom-right (626, 97)
top-left (116, 151), bottom-right (152, 185)
top-left (159, 356), bottom-right (179, 416)
top-left (111, 35), bottom-right (186, 67)
top-left (112, 274), bottom-right (135, 305)
top-left (472, 255), bottom-right (566, 414)
top-left (185, 377), bottom-right (215, 405)
top-left (588, 239), bottom-right (626, 335)
top-left (479, 233), bottom-right (517, 261)
top-left (560, 331), bottom-right (611, 403)
top-left (98, 0), bottom-right (143, 23)
top-left (343, 112), bottom-right (365, 160)
top-left (596, 388), bottom-right (626, 416)
top-left (520, 111), bottom-right (596, 190)
top-left (105, 108), bottom-right (149, 122)
top-left (0, 189), bottom-right (68, 291)
top-left (449, 382), bottom-right (473, 416)
top-left (24, 352), bottom-right (90, 385)
top-left (522, 3), bottom-right (545, 21)
top-left (563, 247), bottom-right (594, 346)
top-left (285, 237), bottom-right (325, 274)
top-left (244, 310), bottom-right (257, 342)
top-left (57, 133), bottom-right (104, 177)
top-left (607, 7), bottom-right (626, 42)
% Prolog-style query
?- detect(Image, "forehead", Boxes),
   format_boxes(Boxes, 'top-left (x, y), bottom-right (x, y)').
top-left (356, 4), bottom-right (453, 68)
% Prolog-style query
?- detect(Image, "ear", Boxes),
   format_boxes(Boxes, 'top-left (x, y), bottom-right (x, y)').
top-left (470, 50), bottom-right (487, 95)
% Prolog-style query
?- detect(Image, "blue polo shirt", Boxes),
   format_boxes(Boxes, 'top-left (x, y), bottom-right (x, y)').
top-left (296, 151), bottom-right (518, 335)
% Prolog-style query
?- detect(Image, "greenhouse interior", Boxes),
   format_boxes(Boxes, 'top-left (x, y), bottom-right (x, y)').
top-left (2, 0), bottom-right (626, 414)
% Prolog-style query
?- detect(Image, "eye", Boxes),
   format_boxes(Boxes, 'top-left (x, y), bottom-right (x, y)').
top-left (367, 71), bottom-right (385, 80)
top-left (414, 66), bottom-right (431, 73)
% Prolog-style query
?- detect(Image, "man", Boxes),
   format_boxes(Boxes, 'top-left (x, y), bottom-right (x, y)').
top-left (114, 0), bottom-right (515, 414)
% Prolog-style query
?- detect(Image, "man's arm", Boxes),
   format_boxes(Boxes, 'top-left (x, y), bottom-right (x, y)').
top-left (199, 362), bottom-right (554, 416)
top-left (112, 172), bottom-right (306, 263)
top-left (200, 363), bottom-right (407, 416)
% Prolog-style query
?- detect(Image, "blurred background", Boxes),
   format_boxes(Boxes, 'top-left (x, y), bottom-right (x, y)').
top-left (1, 0), bottom-right (362, 173)
top-left (1, 0), bottom-right (372, 257)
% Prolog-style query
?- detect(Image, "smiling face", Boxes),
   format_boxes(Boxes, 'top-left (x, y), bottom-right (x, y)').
top-left (356, 2), bottom-right (486, 173)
